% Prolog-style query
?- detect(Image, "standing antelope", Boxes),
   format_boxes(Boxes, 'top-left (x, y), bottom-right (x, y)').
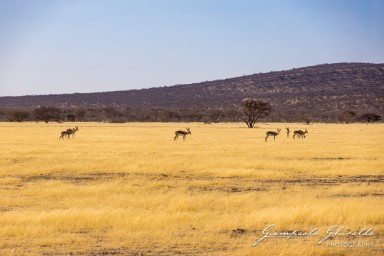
top-left (174, 128), bottom-right (191, 141)
top-left (70, 126), bottom-right (79, 138)
top-left (286, 127), bottom-right (290, 138)
top-left (59, 129), bottom-right (72, 140)
top-left (293, 129), bottom-right (308, 139)
top-left (265, 128), bottom-right (281, 142)
top-left (59, 126), bottom-right (79, 140)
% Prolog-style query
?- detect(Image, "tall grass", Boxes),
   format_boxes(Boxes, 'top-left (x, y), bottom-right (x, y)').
top-left (0, 122), bottom-right (382, 255)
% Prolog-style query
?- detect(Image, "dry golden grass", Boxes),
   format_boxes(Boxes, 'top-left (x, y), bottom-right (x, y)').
top-left (0, 122), bottom-right (383, 255)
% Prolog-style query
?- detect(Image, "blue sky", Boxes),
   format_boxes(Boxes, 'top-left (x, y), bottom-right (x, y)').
top-left (0, 0), bottom-right (383, 96)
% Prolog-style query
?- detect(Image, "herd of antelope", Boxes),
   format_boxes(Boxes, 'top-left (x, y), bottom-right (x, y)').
top-left (59, 126), bottom-right (307, 142)
top-left (265, 127), bottom-right (308, 142)
top-left (59, 126), bottom-right (79, 140)
top-left (173, 127), bottom-right (308, 142)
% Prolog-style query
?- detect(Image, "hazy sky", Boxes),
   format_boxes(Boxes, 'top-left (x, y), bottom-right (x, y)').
top-left (1, 0), bottom-right (383, 96)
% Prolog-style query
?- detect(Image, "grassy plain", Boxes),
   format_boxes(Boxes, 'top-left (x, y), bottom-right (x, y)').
top-left (0, 122), bottom-right (383, 255)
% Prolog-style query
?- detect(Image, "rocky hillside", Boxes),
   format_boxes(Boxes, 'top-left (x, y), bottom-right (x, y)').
top-left (1, 63), bottom-right (383, 118)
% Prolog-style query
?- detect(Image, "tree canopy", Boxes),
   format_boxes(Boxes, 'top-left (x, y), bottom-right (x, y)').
top-left (242, 99), bottom-right (272, 128)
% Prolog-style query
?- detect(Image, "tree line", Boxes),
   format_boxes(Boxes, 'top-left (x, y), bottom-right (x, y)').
top-left (0, 106), bottom-right (241, 123)
top-left (0, 99), bottom-right (381, 124)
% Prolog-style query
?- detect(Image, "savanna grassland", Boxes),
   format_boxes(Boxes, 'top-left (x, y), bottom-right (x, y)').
top-left (0, 122), bottom-right (383, 255)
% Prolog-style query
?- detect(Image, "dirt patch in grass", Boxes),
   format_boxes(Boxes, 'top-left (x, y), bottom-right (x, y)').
top-left (328, 193), bottom-right (384, 198)
top-left (262, 175), bottom-right (384, 186)
top-left (8, 173), bottom-right (384, 191)
top-left (188, 185), bottom-right (267, 193)
top-left (311, 157), bottom-right (352, 160)
top-left (20, 172), bottom-right (131, 184)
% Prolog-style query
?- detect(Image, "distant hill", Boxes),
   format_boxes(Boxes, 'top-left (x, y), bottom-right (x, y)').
top-left (1, 63), bottom-right (383, 120)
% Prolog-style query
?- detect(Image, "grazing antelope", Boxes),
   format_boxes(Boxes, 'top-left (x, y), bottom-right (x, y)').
top-left (293, 129), bottom-right (308, 139)
top-left (286, 127), bottom-right (290, 138)
top-left (265, 128), bottom-right (281, 142)
top-left (174, 128), bottom-right (191, 141)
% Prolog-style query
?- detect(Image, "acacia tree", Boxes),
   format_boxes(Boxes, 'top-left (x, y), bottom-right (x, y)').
top-left (338, 111), bottom-right (356, 124)
top-left (33, 106), bottom-right (62, 123)
top-left (242, 98), bottom-right (272, 128)
top-left (75, 108), bottom-right (87, 121)
top-left (8, 109), bottom-right (31, 122)
top-left (302, 114), bottom-right (313, 125)
top-left (359, 113), bottom-right (381, 123)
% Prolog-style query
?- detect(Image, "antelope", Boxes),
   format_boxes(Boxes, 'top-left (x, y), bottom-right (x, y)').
top-left (286, 127), bottom-right (290, 138)
top-left (299, 129), bottom-right (308, 139)
top-left (59, 129), bottom-right (72, 140)
top-left (293, 129), bottom-right (308, 139)
top-left (59, 126), bottom-right (79, 140)
top-left (70, 126), bottom-right (79, 138)
top-left (265, 128), bottom-right (281, 142)
top-left (174, 128), bottom-right (191, 141)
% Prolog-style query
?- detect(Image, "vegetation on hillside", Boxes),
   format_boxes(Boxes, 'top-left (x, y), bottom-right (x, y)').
top-left (0, 63), bottom-right (383, 123)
